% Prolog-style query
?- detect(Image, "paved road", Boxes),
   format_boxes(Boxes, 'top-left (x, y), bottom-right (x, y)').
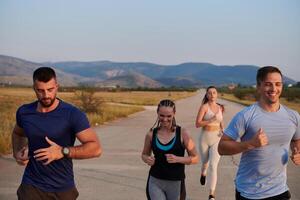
top-left (0, 91), bottom-right (299, 200)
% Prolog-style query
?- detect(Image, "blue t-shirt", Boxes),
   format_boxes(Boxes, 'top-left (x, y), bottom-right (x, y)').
top-left (225, 103), bottom-right (300, 199)
top-left (16, 100), bottom-right (90, 192)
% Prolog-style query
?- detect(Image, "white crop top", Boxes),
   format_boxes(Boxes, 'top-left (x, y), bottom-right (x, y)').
top-left (203, 105), bottom-right (223, 126)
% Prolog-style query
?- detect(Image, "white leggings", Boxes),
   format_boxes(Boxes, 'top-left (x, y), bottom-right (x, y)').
top-left (198, 130), bottom-right (221, 191)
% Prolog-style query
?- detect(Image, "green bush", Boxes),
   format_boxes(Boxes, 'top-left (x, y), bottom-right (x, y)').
top-left (282, 88), bottom-right (300, 102)
top-left (75, 89), bottom-right (104, 114)
top-left (233, 88), bottom-right (256, 100)
top-left (222, 86), bottom-right (299, 102)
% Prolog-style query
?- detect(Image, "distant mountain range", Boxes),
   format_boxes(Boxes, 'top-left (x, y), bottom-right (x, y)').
top-left (0, 55), bottom-right (296, 87)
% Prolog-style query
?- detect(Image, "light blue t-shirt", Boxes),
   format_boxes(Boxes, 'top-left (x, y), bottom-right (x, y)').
top-left (225, 103), bottom-right (300, 199)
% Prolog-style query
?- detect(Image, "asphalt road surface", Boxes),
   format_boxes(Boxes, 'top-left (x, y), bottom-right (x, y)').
top-left (0, 91), bottom-right (299, 200)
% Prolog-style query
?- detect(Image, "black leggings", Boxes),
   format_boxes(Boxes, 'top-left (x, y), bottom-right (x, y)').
top-left (236, 190), bottom-right (291, 200)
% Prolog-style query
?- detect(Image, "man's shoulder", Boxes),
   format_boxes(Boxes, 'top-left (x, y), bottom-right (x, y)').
top-left (237, 103), bottom-right (259, 116)
top-left (280, 104), bottom-right (300, 121)
top-left (59, 100), bottom-right (79, 110)
top-left (228, 104), bottom-right (260, 125)
top-left (59, 100), bottom-right (85, 115)
top-left (18, 101), bottom-right (38, 113)
top-left (280, 104), bottom-right (299, 115)
top-left (59, 100), bottom-right (73, 108)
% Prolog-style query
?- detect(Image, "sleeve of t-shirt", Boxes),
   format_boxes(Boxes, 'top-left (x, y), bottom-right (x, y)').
top-left (16, 107), bottom-right (23, 128)
top-left (70, 107), bottom-right (91, 134)
top-left (224, 111), bottom-right (246, 141)
top-left (292, 111), bottom-right (300, 140)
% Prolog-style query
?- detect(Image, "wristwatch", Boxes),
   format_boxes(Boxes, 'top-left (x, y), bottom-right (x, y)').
top-left (62, 147), bottom-right (70, 157)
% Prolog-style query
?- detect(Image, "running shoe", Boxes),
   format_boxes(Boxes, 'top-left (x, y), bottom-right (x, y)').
top-left (200, 175), bottom-right (206, 185)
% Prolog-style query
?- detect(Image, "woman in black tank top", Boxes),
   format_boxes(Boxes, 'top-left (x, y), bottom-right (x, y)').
top-left (141, 99), bottom-right (199, 200)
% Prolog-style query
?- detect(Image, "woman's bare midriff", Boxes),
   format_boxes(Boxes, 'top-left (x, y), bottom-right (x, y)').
top-left (203, 125), bottom-right (220, 132)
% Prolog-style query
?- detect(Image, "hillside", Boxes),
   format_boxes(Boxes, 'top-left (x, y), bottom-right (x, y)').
top-left (48, 61), bottom-right (295, 86)
top-left (0, 55), bottom-right (94, 86)
top-left (94, 72), bottom-right (162, 88)
top-left (0, 55), bottom-right (296, 87)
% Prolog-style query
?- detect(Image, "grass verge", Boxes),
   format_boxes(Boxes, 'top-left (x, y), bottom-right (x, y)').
top-left (0, 87), bottom-right (196, 155)
top-left (220, 93), bottom-right (300, 113)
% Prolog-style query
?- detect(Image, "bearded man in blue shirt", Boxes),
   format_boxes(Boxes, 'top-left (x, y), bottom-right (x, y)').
top-left (12, 67), bottom-right (102, 200)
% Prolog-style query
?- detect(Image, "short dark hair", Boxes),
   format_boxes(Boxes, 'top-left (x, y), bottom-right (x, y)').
top-left (256, 66), bottom-right (282, 86)
top-left (33, 67), bottom-right (56, 82)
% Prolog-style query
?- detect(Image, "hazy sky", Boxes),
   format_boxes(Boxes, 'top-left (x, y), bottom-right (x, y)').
top-left (1, 0), bottom-right (299, 81)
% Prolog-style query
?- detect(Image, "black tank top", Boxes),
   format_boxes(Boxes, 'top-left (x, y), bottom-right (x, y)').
top-left (149, 126), bottom-right (185, 180)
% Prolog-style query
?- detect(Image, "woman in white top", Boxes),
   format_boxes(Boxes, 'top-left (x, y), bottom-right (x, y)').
top-left (195, 86), bottom-right (224, 200)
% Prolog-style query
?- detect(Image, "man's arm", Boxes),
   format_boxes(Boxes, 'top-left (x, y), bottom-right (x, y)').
top-left (34, 128), bottom-right (101, 165)
top-left (290, 139), bottom-right (300, 165)
top-left (218, 128), bottom-right (268, 155)
top-left (12, 124), bottom-right (29, 165)
top-left (218, 135), bottom-right (253, 155)
top-left (69, 127), bottom-right (102, 159)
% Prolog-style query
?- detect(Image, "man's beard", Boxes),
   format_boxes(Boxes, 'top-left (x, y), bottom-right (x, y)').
top-left (39, 97), bottom-right (56, 108)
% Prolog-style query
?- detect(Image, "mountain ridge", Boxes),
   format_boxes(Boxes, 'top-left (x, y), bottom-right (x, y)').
top-left (0, 55), bottom-right (296, 87)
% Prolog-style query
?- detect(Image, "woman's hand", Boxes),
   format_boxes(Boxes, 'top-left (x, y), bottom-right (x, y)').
top-left (165, 154), bottom-right (180, 163)
top-left (145, 156), bottom-right (155, 166)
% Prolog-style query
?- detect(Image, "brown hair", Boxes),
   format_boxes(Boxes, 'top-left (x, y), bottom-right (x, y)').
top-left (256, 66), bottom-right (282, 86)
top-left (202, 86), bottom-right (224, 112)
top-left (151, 99), bottom-right (177, 131)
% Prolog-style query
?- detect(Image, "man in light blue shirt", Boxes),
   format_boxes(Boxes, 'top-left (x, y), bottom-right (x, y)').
top-left (218, 66), bottom-right (300, 200)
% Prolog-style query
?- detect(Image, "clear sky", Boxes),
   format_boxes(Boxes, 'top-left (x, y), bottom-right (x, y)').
top-left (1, 0), bottom-right (299, 81)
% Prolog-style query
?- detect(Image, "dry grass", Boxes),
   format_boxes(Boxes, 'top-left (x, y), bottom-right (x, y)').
top-left (87, 104), bottom-right (143, 126)
top-left (92, 91), bottom-right (196, 105)
top-left (220, 93), bottom-right (300, 113)
top-left (0, 87), bottom-right (196, 155)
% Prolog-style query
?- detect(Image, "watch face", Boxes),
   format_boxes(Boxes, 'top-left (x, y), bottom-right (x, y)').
top-left (63, 147), bottom-right (70, 155)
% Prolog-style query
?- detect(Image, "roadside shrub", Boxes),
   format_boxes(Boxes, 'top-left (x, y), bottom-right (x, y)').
top-left (282, 88), bottom-right (300, 102)
top-left (75, 88), bottom-right (104, 114)
top-left (233, 88), bottom-right (256, 101)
